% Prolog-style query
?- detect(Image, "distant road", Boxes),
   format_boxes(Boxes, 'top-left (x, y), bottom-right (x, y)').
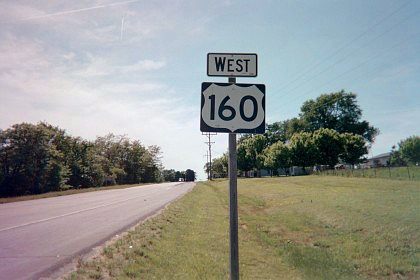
top-left (0, 182), bottom-right (194, 280)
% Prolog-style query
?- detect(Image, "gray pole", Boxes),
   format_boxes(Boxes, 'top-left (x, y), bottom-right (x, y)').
top-left (228, 76), bottom-right (239, 280)
top-left (209, 133), bottom-right (213, 180)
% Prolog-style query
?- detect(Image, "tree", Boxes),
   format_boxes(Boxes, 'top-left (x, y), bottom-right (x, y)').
top-left (340, 133), bottom-right (368, 166)
top-left (265, 118), bottom-right (308, 145)
top-left (300, 90), bottom-right (379, 143)
top-left (0, 123), bottom-right (70, 196)
top-left (94, 134), bottom-right (126, 181)
top-left (390, 145), bottom-right (406, 167)
top-left (206, 154), bottom-right (228, 178)
top-left (289, 132), bottom-right (317, 171)
top-left (237, 143), bottom-right (253, 174)
top-left (398, 136), bottom-right (420, 165)
top-left (82, 147), bottom-right (106, 187)
top-left (236, 135), bottom-right (267, 175)
top-left (312, 128), bottom-right (343, 168)
top-left (185, 169), bottom-right (196, 181)
top-left (163, 169), bottom-right (176, 182)
top-left (263, 142), bottom-right (291, 174)
top-left (122, 140), bottom-right (147, 184)
top-left (141, 145), bottom-right (163, 183)
top-left (65, 137), bottom-right (104, 188)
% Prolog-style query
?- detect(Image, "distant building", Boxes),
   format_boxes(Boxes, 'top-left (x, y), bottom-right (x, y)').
top-left (363, 152), bottom-right (391, 168)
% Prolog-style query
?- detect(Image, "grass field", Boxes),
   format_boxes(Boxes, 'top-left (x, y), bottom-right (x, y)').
top-left (319, 166), bottom-right (420, 181)
top-left (69, 176), bottom-right (420, 280)
top-left (0, 183), bottom-right (149, 204)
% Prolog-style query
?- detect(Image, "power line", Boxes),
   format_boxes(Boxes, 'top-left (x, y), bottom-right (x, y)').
top-left (276, 0), bottom-right (414, 94)
top-left (369, 107), bottom-right (420, 116)
top-left (277, 7), bottom-right (419, 101)
top-left (271, 31), bottom-right (414, 116)
top-left (267, 42), bottom-right (419, 124)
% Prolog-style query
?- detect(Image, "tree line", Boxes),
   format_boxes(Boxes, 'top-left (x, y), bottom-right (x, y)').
top-left (207, 90), bottom-right (379, 177)
top-left (0, 122), bottom-right (194, 197)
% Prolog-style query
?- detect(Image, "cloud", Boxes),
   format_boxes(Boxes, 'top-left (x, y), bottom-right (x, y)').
top-left (0, 31), bottom-right (205, 177)
top-left (120, 60), bottom-right (166, 72)
top-left (0, 3), bottom-right (46, 23)
top-left (0, 35), bottom-right (49, 72)
top-left (0, 1), bottom-right (228, 179)
top-left (73, 55), bottom-right (166, 77)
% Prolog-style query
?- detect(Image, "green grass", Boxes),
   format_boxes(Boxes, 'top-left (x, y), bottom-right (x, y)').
top-left (319, 166), bottom-right (420, 181)
top-left (0, 183), bottom-right (150, 204)
top-left (69, 176), bottom-right (420, 279)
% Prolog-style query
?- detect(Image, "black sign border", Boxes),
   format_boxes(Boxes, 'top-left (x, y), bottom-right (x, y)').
top-left (200, 82), bottom-right (265, 134)
top-left (207, 53), bottom-right (258, 77)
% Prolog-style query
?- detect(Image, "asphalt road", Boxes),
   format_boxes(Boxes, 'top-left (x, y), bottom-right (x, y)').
top-left (0, 182), bottom-right (194, 280)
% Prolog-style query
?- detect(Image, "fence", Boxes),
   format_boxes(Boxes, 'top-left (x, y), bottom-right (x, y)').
top-left (317, 166), bottom-right (420, 181)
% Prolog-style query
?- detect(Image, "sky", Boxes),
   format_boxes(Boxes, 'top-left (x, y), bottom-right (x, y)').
top-left (0, 0), bottom-right (419, 180)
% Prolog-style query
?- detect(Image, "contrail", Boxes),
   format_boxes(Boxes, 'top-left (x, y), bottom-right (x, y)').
top-left (120, 14), bottom-right (126, 41)
top-left (15, 0), bottom-right (140, 22)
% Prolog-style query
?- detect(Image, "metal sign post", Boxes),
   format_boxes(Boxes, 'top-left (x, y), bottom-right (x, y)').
top-left (202, 53), bottom-right (265, 280)
top-left (228, 77), bottom-right (239, 280)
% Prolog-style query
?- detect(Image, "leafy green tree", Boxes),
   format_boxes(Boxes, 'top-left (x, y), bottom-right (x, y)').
top-left (312, 128), bottom-right (343, 168)
top-left (340, 133), bottom-right (368, 166)
top-left (265, 118), bottom-right (308, 145)
top-left (83, 147), bottom-right (106, 187)
top-left (141, 145), bottom-right (163, 183)
top-left (185, 169), bottom-right (196, 181)
top-left (94, 134), bottom-right (127, 183)
top-left (300, 90), bottom-right (379, 143)
top-left (163, 169), bottom-right (176, 182)
top-left (398, 136), bottom-right (420, 165)
top-left (237, 135), bottom-right (267, 175)
top-left (390, 145), bottom-right (406, 167)
top-left (237, 143), bottom-right (253, 174)
top-left (122, 140), bottom-right (146, 184)
top-left (94, 134), bottom-right (163, 184)
top-left (289, 132), bottom-right (317, 171)
top-left (263, 142), bottom-right (291, 174)
top-left (0, 123), bottom-right (70, 196)
top-left (64, 138), bottom-right (98, 188)
top-left (41, 148), bottom-right (70, 192)
top-left (205, 154), bottom-right (228, 178)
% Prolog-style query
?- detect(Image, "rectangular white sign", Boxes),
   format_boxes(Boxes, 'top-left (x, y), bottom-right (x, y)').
top-left (207, 53), bottom-right (257, 77)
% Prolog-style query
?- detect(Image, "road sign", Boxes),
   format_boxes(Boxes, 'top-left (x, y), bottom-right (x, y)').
top-left (200, 82), bottom-right (265, 134)
top-left (203, 52), bottom-right (262, 280)
top-left (207, 53), bottom-right (257, 77)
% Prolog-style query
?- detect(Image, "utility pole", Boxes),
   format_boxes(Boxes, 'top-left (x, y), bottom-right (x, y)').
top-left (203, 151), bottom-right (210, 180)
top-left (203, 132), bottom-right (216, 180)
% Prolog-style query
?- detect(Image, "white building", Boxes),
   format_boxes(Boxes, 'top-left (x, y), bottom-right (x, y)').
top-left (363, 152), bottom-right (391, 168)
